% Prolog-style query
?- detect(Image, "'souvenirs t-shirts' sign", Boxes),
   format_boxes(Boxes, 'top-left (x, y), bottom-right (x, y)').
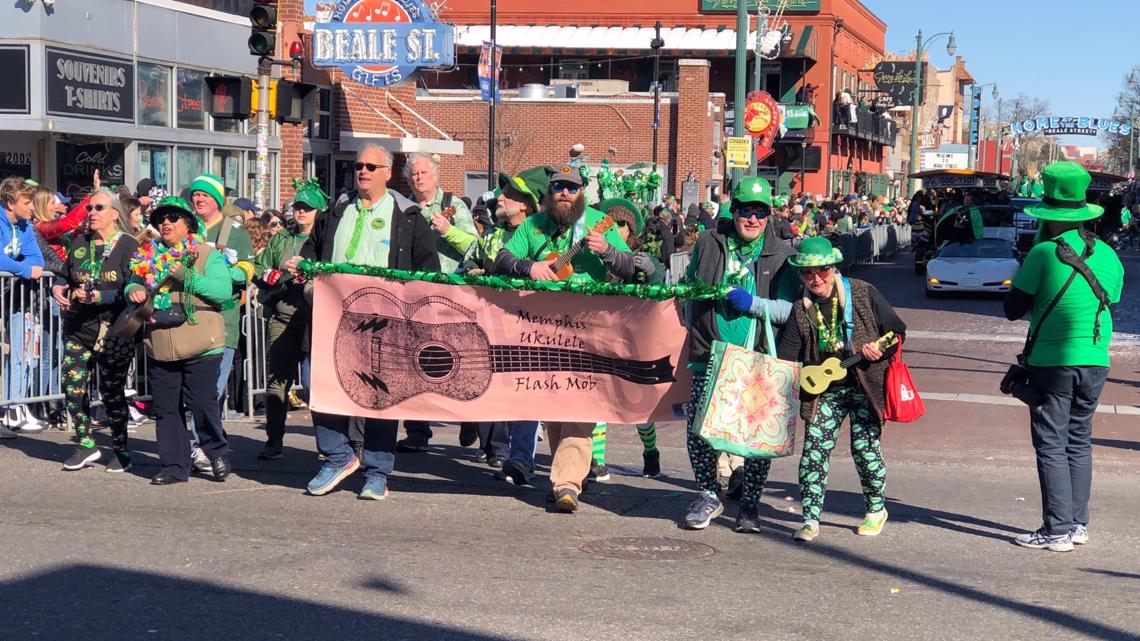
top-left (46, 47), bottom-right (135, 123)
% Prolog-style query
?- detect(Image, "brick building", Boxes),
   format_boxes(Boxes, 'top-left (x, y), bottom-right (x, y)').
top-left (276, 0), bottom-right (895, 203)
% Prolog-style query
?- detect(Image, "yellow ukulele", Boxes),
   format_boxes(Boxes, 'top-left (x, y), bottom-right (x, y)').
top-left (799, 332), bottom-right (898, 395)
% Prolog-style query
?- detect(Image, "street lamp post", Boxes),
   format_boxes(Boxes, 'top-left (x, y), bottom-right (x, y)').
top-left (651, 21), bottom-right (664, 173)
top-left (732, 0), bottom-right (748, 182)
top-left (906, 29), bottom-right (956, 196)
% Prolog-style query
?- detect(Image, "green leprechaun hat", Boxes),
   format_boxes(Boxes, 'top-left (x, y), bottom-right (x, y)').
top-left (788, 236), bottom-right (844, 268)
top-left (291, 177), bottom-right (330, 211)
top-left (498, 166), bottom-right (553, 211)
top-left (598, 197), bottom-right (644, 235)
top-left (1023, 161), bottom-right (1105, 222)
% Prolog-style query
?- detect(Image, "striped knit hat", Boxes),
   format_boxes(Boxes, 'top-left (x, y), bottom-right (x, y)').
top-left (189, 173), bottom-right (225, 209)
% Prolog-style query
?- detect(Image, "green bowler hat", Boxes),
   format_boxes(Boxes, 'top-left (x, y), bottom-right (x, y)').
top-left (149, 196), bottom-right (200, 233)
top-left (1023, 161), bottom-right (1105, 222)
top-left (788, 236), bottom-right (844, 268)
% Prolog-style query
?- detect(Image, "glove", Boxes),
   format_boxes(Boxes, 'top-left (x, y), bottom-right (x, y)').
top-left (725, 287), bottom-right (753, 313)
top-left (265, 269), bottom-right (284, 286)
top-left (632, 253), bottom-right (656, 276)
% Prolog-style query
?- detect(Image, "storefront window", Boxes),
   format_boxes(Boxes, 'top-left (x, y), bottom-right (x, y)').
top-left (137, 63), bottom-right (171, 127)
top-left (176, 68), bottom-right (207, 130)
top-left (138, 145), bottom-right (171, 190)
top-left (176, 147), bottom-right (206, 194)
top-left (212, 149), bottom-right (243, 198)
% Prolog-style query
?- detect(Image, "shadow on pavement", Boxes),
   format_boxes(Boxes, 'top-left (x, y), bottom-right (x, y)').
top-left (0, 565), bottom-right (529, 641)
top-left (1079, 568), bottom-right (1140, 581)
top-left (1091, 437), bottom-right (1140, 452)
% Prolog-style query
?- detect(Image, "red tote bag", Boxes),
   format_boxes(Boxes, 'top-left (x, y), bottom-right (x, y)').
top-left (884, 339), bottom-right (925, 423)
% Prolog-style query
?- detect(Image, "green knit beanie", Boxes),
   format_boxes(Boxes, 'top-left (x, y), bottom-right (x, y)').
top-left (189, 173), bottom-right (225, 209)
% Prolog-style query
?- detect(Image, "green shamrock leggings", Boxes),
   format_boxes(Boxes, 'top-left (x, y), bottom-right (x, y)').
top-left (63, 335), bottom-right (133, 452)
top-left (799, 386), bottom-right (886, 522)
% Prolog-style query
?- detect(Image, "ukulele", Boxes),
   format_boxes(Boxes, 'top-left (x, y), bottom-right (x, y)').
top-left (335, 288), bottom-right (676, 410)
top-left (798, 332), bottom-right (898, 395)
top-left (110, 271), bottom-right (180, 340)
top-left (545, 217), bottom-right (615, 281)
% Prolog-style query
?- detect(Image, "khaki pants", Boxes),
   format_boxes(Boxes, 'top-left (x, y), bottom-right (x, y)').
top-left (546, 421), bottom-right (595, 494)
top-left (718, 453), bottom-right (743, 479)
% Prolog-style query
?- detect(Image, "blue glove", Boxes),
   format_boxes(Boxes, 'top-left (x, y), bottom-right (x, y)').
top-left (725, 287), bottom-right (753, 313)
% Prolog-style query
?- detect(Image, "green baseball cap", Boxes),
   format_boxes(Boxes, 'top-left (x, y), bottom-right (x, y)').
top-left (731, 177), bottom-right (774, 207)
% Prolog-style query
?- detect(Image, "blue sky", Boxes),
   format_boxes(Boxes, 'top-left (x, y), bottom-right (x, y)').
top-left (874, 0), bottom-right (1139, 129)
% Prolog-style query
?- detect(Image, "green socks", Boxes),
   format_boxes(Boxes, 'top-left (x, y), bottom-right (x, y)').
top-left (637, 423), bottom-right (658, 454)
top-left (592, 423), bottom-right (607, 465)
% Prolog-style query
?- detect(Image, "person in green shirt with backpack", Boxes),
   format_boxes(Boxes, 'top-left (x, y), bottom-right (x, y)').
top-left (1003, 162), bottom-right (1124, 552)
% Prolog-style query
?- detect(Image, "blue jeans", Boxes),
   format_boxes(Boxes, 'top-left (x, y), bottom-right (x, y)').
top-left (507, 421), bottom-right (540, 472)
top-left (188, 347), bottom-right (235, 448)
top-left (300, 353), bottom-right (311, 396)
top-left (1027, 365), bottom-right (1107, 536)
top-left (314, 412), bottom-right (398, 482)
top-left (5, 311), bottom-right (41, 402)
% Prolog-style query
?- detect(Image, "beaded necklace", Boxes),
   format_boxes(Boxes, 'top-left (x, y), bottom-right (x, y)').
top-left (81, 230), bottom-right (122, 278)
top-left (815, 294), bottom-right (843, 353)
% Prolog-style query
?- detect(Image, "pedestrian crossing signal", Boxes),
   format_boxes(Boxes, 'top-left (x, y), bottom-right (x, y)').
top-left (205, 76), bottom-right (253, 120)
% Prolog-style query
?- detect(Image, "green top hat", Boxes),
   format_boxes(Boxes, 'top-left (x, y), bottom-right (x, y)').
top-left (1023, 161), bottom-right (1105, 222)
top-left (732, 177), bottom-right (774, 207)
top-left (788, 236), bottom-right (844, 268)
top-left (598, 197), bottom-right (644, 234)
top-left (497, 166), bottom-right (553, 211)
top-left (150, 196), bottom-right (200, 234)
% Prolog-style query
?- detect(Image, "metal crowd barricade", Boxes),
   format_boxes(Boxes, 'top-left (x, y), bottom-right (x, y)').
top-left (1, 271), bottom-right (65, 407)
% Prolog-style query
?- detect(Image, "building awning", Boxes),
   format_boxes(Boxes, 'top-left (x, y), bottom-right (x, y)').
top-left (453, 25), bottom-right (816, 59)
top-left (339, 132), bottom-right (464, 156)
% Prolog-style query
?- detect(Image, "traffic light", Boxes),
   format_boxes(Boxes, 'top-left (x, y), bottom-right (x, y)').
top-left (205, 76), bottom-right (253, 120)
top-left (249, 80), bottom-right (280, 119)
top-left (248, 0), bottom-right (276, 57)
top-left (275, 81), bottom-right (319, 124)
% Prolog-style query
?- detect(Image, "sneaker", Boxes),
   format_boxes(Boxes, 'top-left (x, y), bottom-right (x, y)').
top-left (12, 406), bottom-right (44, 433)
top-left (496, 458), bottom-right (535, 487)
top-left (191, 448), bottom-right (213, 477)
top-left (554, 488), bottom-right (580, 512)
top-left (1070, 525), bottom-right (1089, 545)
top-left (358, 477), bottom-right (389, 501)
top-left (63, 444), bottom-right (102, 471)
top-left (588, 461), bottom-right (610, 482)
top-left (396, 438), bottom-right (429, 453)
top-left (725, 467), bottom-right (744, 500)
top-left (1013, 528), bottom-right (1074, 552)
top-left (458, 423), bottom-right (479, 447)
top-left (306, 457), bottom-right (362, 496)
top-left (857, 509), bottom-right (889, 537)
top-left (734, 504), bottom-right (762, 533)
top-left (257, 442), bottom-right (284, 460)
top-left (105, 451), bottom-right (132, 473)
top-left (794, 522), bottom-right (820, 542)
top-left (642, 449), bottom-right (661, 478)
top-left (486, 456), bottom-right (505, 469)
top-left (287, 389), bottom-right (306, 409)
top-left (684, 491), bottom-right (724, 530)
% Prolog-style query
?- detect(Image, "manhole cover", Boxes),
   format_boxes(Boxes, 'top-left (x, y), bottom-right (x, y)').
top-left (578, 536), bottom-right (716, 560)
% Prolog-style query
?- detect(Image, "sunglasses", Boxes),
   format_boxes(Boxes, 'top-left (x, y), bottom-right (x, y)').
top-left (735, 207), bottom-right (771, 220)
top-left (86, 204), bottom-right (111, 213)
top-left (154, 212), bottom-right (184, 224)
top-left (800, 267), bottom-right (832, 280)
top-left (550, 181), bottom-right (581, 194)
top-left (614, 220), bottom-right (630, 228)
top-left (268, 220), bottom-right (282, 228)
top-left (354, 162), bottom-right (390, 172)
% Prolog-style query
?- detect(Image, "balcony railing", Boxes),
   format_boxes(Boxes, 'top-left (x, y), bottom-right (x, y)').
top-left (832, 105), bottom-right (898, 147)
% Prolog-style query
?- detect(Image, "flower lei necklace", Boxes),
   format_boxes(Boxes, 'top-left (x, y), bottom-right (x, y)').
top-left (130, 234), bottom-right (203, 290)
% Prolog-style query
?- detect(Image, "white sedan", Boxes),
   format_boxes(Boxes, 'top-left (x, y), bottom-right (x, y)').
top-left (926, 238), bottom-right (1020, 297)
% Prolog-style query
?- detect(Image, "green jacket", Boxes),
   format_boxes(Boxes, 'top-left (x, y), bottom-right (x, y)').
top-left (201, 216), bottom-right (254, 349)
top-left (254, 230), bottom-right (309, 319)
top-left (462, 223), bottom-right (518, 273)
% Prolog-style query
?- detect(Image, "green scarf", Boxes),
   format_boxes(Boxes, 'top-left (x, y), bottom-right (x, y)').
top-left (716, 231), bottom-right (765, 348)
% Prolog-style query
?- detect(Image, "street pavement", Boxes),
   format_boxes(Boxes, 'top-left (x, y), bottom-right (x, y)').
top-left (2, 250), bottom-right (1138, 641)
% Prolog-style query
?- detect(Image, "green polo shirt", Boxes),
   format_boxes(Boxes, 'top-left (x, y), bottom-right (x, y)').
top-left (1012, 229), bottom-right (1124, 367)
top-left (503, 206), bottom-right (631, 283)
top-left (333, 192), bottom-right (394, 267)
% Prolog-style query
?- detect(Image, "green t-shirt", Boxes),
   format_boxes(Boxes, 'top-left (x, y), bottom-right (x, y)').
top-left (332, 193), bottom-right (394, 267)
top-left (503, 206), bottom-right (631, 283)
top-left (1012, 229), bottom-right (1124, 367)
top-left (202, 216), bottom-right (255, 349)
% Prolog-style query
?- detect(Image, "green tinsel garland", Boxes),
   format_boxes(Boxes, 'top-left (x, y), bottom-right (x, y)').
top-left (297, 260), bottom-right (726, 301)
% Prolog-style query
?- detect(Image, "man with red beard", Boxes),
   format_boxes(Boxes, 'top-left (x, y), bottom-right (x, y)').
top-left (493, 166), bottom-right (635, 511)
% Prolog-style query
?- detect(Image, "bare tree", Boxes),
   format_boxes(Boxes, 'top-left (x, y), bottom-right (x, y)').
top-left (1003, 94), bottom-right (1052, 176)
top-left (1101, 66), bottom-right (1140, 174)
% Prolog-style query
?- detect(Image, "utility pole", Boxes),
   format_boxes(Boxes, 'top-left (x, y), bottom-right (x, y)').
top-left (907, 30), bottom-right (924, 196)
top-left (749, 3), bottom-right (766, 177)
top-left (487, 0), bottom-right (497, 190)
top-left (255, 57), bottom-right (271, 209)
top-left (651, 21), bottom-right (664, 173)
top-left (732, 0), bottom-right (747, 182)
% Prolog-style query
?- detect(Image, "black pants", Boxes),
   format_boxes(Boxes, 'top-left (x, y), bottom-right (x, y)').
top-left (151, 354), bottom-right (229, 479)
top-left (1027, 365), bottom-right (1107, 535)
top-left (479, 422), bottom-right (511, 459)
top-left (265, 314), bottom-right (307, 445)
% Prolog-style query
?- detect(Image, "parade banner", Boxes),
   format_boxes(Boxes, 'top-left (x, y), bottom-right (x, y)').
top-left (478, 41), bottom-right (503, 103)
top-left (310, 273), bottom-right (693, 424)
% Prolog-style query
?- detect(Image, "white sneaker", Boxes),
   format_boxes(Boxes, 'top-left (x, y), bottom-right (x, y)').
top-left (1013, 529), bottom-right (1073, 552)
top-left (191, 448), bottom-right (213, 476)
top-left (1069, 525), bottom-right (1089, 545)
top-left (12, 406), bottom-right (44, 433)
